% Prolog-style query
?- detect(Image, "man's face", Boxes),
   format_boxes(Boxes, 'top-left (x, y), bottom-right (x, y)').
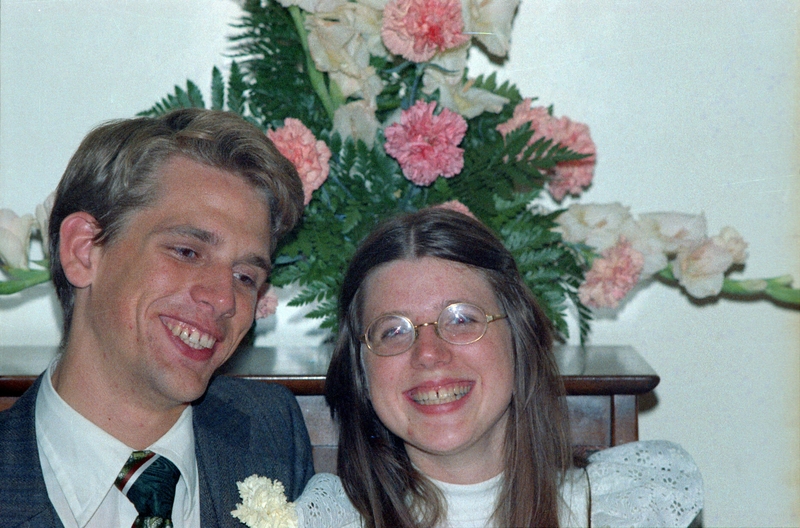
top-left (75, 155), bottom-right (271, 411)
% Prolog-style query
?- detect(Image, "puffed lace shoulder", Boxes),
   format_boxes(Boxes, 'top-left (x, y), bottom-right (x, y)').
top-left (295, 440), bottom-right (703, 528)
top-left (295, 472), bottom-right (362, 528)
top-left (561, 440), bottom-right (703, 527)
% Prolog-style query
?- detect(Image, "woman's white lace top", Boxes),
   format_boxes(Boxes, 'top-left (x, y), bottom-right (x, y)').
top-left (294, 440), bottom-right (703, 528)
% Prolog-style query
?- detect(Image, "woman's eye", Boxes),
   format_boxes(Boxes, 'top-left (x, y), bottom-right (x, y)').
top-left (447, 313), bottom-right (473, 326)
top-left (378, 321), bottom-right (410, 342)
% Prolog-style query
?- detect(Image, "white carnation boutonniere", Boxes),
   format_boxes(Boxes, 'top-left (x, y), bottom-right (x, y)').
top-left (231, 475), bottom-right (298, 528)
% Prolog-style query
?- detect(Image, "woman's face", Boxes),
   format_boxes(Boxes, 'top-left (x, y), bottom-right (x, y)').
top-left (361, 256), bottom-right (515, 484)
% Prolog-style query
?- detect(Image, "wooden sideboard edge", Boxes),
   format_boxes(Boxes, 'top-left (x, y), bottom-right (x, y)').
top-left (0, 373), bottom-right (660, 398)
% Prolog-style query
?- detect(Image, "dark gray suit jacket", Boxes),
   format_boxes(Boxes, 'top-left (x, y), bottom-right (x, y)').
top-left (0, 374), bottom-right (314, 527)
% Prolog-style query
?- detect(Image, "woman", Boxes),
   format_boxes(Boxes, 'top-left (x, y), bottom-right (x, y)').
top-left (294, 208), bottom-right (702, 528)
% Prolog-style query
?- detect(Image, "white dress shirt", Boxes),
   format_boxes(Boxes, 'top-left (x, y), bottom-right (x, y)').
top-left (35, 358), bottom-right (201, 528)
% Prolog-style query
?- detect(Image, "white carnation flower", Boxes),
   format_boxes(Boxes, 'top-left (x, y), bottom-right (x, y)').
top-left (231, 475), bottom-right (298, 528)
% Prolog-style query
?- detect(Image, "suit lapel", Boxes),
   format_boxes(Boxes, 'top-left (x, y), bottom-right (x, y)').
top-left (194, 381), bottom-right (251, 528)
top-left (0, 376), bottom-right (65, 528)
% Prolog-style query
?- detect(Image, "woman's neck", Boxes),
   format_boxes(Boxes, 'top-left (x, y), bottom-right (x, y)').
top-left (407, 444), bottom-right (504, 484)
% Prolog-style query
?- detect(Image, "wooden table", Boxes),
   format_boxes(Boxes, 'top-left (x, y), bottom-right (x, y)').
top-left (0, 345), bottom-right (658, 473)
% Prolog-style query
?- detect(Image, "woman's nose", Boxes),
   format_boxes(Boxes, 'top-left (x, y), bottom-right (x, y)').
top-left (410, 324), bottom-right (453, 369)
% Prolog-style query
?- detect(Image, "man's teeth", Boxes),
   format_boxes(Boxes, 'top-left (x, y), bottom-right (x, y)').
top-left (411, 385), bottom-right (471, 405)
top-left (167, 322), bottom-right (216, 350)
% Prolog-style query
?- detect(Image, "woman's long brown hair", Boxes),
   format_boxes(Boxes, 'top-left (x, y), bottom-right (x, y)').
top-left (326, 209), bottom-right (572, 527)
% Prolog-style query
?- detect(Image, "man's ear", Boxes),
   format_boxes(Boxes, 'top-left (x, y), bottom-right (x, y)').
top-left (59, 212), bottom-right (102, 288)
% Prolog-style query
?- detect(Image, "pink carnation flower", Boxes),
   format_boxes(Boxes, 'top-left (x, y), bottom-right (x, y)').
top-left (497, 99), bottom-right (596, 201)
top-left (256, 286), bottom-right (279, 320)
top-left (382, 0), bottom-right (470, 63)
top-left (384, 100), bottom-right (467, 186)
top-left (267, 118), bottom-right (332, 205)
top-left (431, 200), bottom-right (476, 219)
top-left (578, 237), bottom-right (644, 309)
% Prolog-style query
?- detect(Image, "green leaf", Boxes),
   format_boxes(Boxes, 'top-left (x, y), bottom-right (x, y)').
top-left (228, 0), bottom-right (330, 134)
top-left (211, 66), bottom-right (225, 110)
top-left (227, 61), bottom-right (248, 116)
top-left (137, 81), bottom-right (206, 117)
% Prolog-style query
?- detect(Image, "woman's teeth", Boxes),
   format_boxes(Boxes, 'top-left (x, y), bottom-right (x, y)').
top-left (410, 384), bottom-right (471, 405)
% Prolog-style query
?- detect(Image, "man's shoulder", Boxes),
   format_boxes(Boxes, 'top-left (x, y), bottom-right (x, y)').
top-left (0, 381), bottom-right (54, 525)
top-left (0, 378), bottom-right (39, 436)
top-left (204, 375), bottom-right (295, 403)
top-left (197, 375), bottom-right (300, 422)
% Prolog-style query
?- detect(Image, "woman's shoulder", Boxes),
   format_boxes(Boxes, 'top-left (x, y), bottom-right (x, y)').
top-left (561, 440), bottom-right (703, 528)
top-left (294, 473), bottom-right (362, 528)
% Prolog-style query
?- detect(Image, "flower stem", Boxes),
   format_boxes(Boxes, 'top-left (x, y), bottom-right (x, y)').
top-left (0, 268), bottom-right (51, 294)
top-left (657, 267), bottom-right (800, 307)
top-left (288, 6), bottom-right (336, 122)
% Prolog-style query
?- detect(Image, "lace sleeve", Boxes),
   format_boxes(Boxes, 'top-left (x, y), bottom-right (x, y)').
top-left (295, 473), bottom-right (362, 528)
top-left (584, 440), bottom-right (703, 527)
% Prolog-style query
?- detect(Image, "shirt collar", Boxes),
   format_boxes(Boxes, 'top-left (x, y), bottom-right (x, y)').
top-left (35, 357), bottom-right (197, 526)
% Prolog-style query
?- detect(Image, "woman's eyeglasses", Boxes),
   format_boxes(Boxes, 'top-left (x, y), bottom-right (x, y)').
top-left (361, 302), bottom-right (507, 357)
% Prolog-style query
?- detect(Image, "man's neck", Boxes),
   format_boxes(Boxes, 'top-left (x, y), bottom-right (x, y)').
top-left (51, 351), bottom-right (187, 450)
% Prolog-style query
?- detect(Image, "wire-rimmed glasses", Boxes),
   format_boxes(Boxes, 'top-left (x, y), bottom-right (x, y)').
top-left (361, 302), bottom-right (507, 357)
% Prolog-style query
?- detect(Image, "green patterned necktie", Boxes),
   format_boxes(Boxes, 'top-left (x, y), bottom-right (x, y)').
top-left (116, 450), bottom-right (181, 528)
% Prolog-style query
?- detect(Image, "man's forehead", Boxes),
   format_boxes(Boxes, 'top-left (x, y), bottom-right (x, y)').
top-left (119, 157), bottom-right (274, 249)
top-left (151, 156), bottom-right (271, 212)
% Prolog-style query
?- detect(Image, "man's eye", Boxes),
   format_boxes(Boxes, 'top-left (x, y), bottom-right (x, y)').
top-left (174, 247), bottom-right (198, 259)
top-left (234, 272), bottom-right (257, 288)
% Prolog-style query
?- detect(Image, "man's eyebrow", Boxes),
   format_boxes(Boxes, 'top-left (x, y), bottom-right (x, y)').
top-left (245, 254), bottom-right (272, 275)
top-left (166, 225), bottom-right (219, 245)
top-left (165, 225), bottom-right (271, 273)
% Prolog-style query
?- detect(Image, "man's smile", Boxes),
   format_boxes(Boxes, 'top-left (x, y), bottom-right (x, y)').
top-left (162, 318), bottom-right (218, 350)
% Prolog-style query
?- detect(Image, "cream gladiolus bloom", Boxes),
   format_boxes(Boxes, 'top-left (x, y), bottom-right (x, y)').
top-left (461, 0), bottom-right (520, 57)
top-left (555, 203), bottom-right (635, 252)
top-left (673, 238), bottom-right (735, 298)
top-left (306, 12), bottom-right (370, 77)
top-left (305, 2), bottom-right (386, 101)
top-left (34, 192), bottom-right (55, 259)
top-left (276, 0), bottom-right (346, 13)
top-left (619, 218), bottom-right (670, 276)
top-left (423, 46), bottom-right (509, 119)
top-left (639, 212), bottom-right (708, 254)
top-left (333, 100), bottom-right (381, 148)
top-left (0, 209), bottom-right (35, 270)
top-left (713, 226), bottom-right (748, 265)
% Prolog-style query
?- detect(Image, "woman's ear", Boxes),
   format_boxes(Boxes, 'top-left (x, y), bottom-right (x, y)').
top-left (58, 212), bottom-right (102, 288)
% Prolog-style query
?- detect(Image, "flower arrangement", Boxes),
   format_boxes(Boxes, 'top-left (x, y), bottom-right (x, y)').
top-left (0, 194), bottom-right (53, 294)
top-left (231, 475), bottom-right (298, 528)
top-left (1, 0), bottom-right (798, 342)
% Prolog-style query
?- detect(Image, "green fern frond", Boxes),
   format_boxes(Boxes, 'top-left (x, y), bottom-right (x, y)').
top-left (138, 80), bottom-right (206, 117)
top-left (227, 61), bottom-right (248, 116)
top-left (228, 0), bottom-right (329, 133)
top-left (210, 67), bottom-right (225, 110)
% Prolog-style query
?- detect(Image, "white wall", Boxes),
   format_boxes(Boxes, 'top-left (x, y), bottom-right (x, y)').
top-left (1, 1), bottom-right (798, 525)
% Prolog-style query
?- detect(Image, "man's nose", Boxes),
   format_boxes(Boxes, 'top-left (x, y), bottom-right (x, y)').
top-left (190, 266), bottom-right (236, 317)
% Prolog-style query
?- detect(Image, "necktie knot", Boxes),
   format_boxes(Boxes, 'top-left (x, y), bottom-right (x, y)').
top-left (116, 450), bottom-right (181, 528)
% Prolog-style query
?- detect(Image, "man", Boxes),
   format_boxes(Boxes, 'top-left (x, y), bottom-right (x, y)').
top-left (0, 109), bottom-right (314, 527)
